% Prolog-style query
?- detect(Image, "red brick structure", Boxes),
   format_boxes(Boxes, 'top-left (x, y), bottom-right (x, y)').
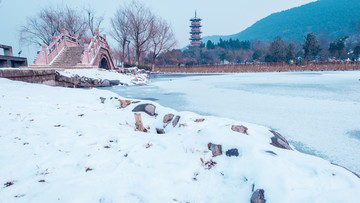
top-left (33, 28), bottom-right (115, 70)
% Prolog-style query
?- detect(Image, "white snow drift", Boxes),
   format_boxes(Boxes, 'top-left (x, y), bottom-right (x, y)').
top-left (0, 78), bottom-right (359, 202)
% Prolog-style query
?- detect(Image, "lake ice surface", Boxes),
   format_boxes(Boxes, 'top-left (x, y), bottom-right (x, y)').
top-left (107, 71), bottom-right (360, 174)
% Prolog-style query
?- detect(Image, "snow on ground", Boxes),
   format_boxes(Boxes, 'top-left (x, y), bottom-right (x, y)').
top-left (110, 71), bottom-right (360, 175)
top-left (0, 78), bottom-right (359, 202)
top-left (59, 68), bottom-right (149, 85)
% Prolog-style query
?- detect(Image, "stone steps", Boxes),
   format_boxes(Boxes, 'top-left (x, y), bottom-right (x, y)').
top-left (51, 47), bottom-right (84, 67)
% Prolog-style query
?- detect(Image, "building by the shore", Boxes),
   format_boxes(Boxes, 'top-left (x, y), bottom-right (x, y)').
top-left (0, 44), bottom-right (28, 68)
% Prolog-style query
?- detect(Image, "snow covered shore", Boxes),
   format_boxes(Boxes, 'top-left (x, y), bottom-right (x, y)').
top-left (0, 78), bottom-right (359, 202)
top-left (59, 68), bottom-right (149, 86)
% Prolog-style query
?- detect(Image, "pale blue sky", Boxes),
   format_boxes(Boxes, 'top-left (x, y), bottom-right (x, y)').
top-left (0, 0), bottom-right (315, 63)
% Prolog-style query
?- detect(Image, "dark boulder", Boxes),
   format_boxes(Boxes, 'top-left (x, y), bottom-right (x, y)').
top-left (109, 80), bottom-right (121, 86)
top-left (156, 128), bottom-right (165, 134)
top-left (251, 189), bottom-right (266, 203)
top-left (132, 103), bottom-right (157, 116)
top-left (225, 148), bottom-right (239, 157)
top-left (269, 130), bottom-right (292, 150)
top-left (100, 79), bottom-right (110, 87)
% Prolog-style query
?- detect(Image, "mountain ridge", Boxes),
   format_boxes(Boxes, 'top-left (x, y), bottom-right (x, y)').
top-left (203, 0), bottom-right (360, 44)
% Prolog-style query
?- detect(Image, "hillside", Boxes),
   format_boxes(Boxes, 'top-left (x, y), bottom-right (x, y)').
top-left (203, 0), bottom-right (360, 43)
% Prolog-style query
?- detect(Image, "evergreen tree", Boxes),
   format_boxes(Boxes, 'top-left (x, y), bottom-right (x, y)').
top-left (328, 36), bottom-right (348, 59)
top-left (206, 40), bottom-right (215, 49)
top-left (286, 42), bottom-right (296, 61)
top-left (268, 36), bottom-right (286, 62)
top-left (218, 38), bottom-right (226, 49)
top-left (354, 45), bottom-right (360, 58)
top-left (252, 49), bottom-right (264, 61)
top-left (303, 33), bottom-right (321, 60)
top-left (219, 50), bottom-right (227, 63)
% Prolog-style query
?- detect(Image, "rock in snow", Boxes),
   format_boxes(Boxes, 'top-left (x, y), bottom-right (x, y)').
top-left (134, 113), bottom-right (147, 132)
top-left (231, 125), bottom-right (248, 135)
top-left (120, 99), bottom-right (132, 108)
top-left (156, 128), bottom-right (165, 134)
top-left (226, 148), bottom-right (239, 157)
top-left (132, 103), bottom-right (157, 116)
top-left (172, 115), bottom-right (180, 127)
top-left (99, 97), bottom-right (106, 104)
top-left (269, 130), bottom-right (293, 150)
top-left (194, 118), bottom-right (205, 123)
top-left (208, 143), bottom-right (222, 157)
top-left (163, 113), bottom-right (174, 124)
top-left (251, 189), bottom-right (266, 203)
top-left (0, 78), bottom-right (359, 202)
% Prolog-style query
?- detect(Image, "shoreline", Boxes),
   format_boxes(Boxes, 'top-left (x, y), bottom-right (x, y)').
top-left (0, 77), bottom-right (359, 202)
top-left (154, 62), bottom-right (360, 73)
top-left (108, 71), bottom-right (360, 175)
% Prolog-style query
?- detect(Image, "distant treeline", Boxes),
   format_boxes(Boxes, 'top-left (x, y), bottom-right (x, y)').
top-left (153, 33), bottom-right (360, 66)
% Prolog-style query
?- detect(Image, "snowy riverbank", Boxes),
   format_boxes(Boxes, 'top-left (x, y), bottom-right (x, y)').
top-left (111, 71), bottom-right (360, 175)
top-left (0, 78), bottom-right (359, 202)
top-left (59, 68), bottom-right (149, 86)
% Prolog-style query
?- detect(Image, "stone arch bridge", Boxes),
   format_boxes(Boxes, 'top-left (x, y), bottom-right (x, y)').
top-left (33, 28), bottom-right (115, 70)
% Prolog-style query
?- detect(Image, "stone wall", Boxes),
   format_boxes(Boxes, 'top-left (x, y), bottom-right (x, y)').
top-left (0, 69), bottom-right (56, 84)
top-left (0, 69), bottom-right (122, 88)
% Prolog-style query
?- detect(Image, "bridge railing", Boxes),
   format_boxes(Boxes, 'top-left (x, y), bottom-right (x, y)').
top-left (82, 29), bottom-right (114, 69)
top-left (33, 28), bottom-right (115, 69)
top-left (33, 28), bottom-right (78, 65)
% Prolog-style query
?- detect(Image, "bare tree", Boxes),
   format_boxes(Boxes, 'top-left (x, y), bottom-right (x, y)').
top-left (111, 6), bottom-right (131, 64)
top-left (63, 6), bottom-right (87, 40)
top-left (149, 17), bottom-right (176, 70)
top-left (20, 6), bottom-right (63, 46)
top-left (20, 5), bottom-right (88, 47)
top-left (111, 1), bottom-right (178, 66)
top-left (126, 0), bottom-right (156, 64)
top-left (85, 7), bottom-right (104, 36)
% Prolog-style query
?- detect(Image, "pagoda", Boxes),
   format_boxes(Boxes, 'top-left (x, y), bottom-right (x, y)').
top-left (189, 11), bottom-right (202, 47)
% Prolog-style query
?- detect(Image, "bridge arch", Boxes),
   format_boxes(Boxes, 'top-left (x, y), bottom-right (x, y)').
top-left (33, 28), bottom-right (116, 69)
top-left (99, 55), bottom-right (110, 70)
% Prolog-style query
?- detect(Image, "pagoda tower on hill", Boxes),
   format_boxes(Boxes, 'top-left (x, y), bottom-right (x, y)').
top-left (189, 11), bottom-right (202, 47)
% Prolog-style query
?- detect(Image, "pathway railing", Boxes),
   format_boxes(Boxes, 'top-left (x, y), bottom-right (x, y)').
top-left (34, 28), bottom-right (78, 65)
top-left (82, 29), bottom-right (115, 68)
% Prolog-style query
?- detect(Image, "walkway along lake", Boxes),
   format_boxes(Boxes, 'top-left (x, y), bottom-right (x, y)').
top-left (105, 71), bottom-right (360, 174)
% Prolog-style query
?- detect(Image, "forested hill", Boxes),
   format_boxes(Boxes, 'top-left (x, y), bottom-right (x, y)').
top-left (203, 0), bottom-right (360, 43)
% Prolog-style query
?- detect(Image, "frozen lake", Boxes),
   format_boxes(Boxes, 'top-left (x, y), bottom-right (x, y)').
top-left (106, 71), bottom-right (360, 174)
